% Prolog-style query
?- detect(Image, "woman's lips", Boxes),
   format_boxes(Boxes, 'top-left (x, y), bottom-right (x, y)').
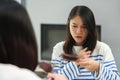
top-left (75, 36), bottom-right (82, 39)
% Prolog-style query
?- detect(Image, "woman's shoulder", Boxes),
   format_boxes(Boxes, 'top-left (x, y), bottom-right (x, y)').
top-left (96, 40), bottom-right (110, 49)
top-left (53, 41), bottom-right (65, 48)
top-left (93, 41), bottom-right (112, 54)
top-left (0, 64), bottom-right (41, 80)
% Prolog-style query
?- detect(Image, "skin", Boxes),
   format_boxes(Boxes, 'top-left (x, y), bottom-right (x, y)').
top-left (48, 73), bottom-right (67, 80)
top-left (78, 58), bottom-right (100, 72)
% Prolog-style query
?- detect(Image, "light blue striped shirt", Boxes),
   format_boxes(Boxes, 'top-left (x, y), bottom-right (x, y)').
top-left (51, 41), bottom-right (120, 80)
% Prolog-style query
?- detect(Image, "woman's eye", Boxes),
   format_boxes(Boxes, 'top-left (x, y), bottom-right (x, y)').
top-left (72, 25), bottom-right (77, 28)
top-left (82, 26), bottom-right (87, 29)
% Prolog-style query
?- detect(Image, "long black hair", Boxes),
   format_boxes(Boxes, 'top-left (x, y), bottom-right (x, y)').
top-left (63, 5), bottom-right (98, 54)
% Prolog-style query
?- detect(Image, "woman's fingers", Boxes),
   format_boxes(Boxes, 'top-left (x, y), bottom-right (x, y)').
top-left (78, 52), bottom-right (91, 59)
top-left (86, 50), bottom-right (91, 55)
top-left (80, 47), bottom-right (88, 53)
top-left (77, 47), bottom-right (91, 59)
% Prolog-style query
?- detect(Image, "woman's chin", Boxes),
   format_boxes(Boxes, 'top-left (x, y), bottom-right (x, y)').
top-left (75, 42), bottom-right (83, 46)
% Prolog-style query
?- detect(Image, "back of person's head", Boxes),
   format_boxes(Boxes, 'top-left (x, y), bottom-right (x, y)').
top-left (0, 0), bottom-right (38, 71)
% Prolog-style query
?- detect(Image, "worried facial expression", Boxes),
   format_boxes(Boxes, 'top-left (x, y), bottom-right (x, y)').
top-left (70, 16), bottom-right (88, 46)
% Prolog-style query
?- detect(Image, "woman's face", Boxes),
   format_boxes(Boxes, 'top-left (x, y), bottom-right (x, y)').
top-left (70, 16), bottom-right (88, 46)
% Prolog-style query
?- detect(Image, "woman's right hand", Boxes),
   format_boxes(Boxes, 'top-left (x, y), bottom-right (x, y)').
top-left (75, 47), bottom-right (91, 66)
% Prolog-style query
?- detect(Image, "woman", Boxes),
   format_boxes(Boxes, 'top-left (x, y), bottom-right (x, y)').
top-left (0, 0), bottom-right (41, 80)
top-left (51, 5), bottom-right (120, 80)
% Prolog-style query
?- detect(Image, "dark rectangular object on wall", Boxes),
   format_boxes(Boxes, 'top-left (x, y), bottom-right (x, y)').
top-left (41, 24), bottom-right (67, 60)
top-left (97, 25), bottom-right (101, 41)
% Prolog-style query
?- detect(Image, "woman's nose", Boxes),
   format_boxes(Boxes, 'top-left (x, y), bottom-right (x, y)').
top-left (76, 27), bottom-right (82, 34)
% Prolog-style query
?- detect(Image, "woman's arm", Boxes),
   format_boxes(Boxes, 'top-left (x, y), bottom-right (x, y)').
top-left (93, 43), bottom-right (120, 80)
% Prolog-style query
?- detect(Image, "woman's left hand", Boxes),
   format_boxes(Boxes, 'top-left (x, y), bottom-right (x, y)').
top-left (79, 58), bottom-right (100, 72)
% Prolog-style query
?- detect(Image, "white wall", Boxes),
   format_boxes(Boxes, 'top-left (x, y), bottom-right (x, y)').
top-left (16, 0), bottom-right (21, 3)
top-left (26, 0), bottom-right (120, 71)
